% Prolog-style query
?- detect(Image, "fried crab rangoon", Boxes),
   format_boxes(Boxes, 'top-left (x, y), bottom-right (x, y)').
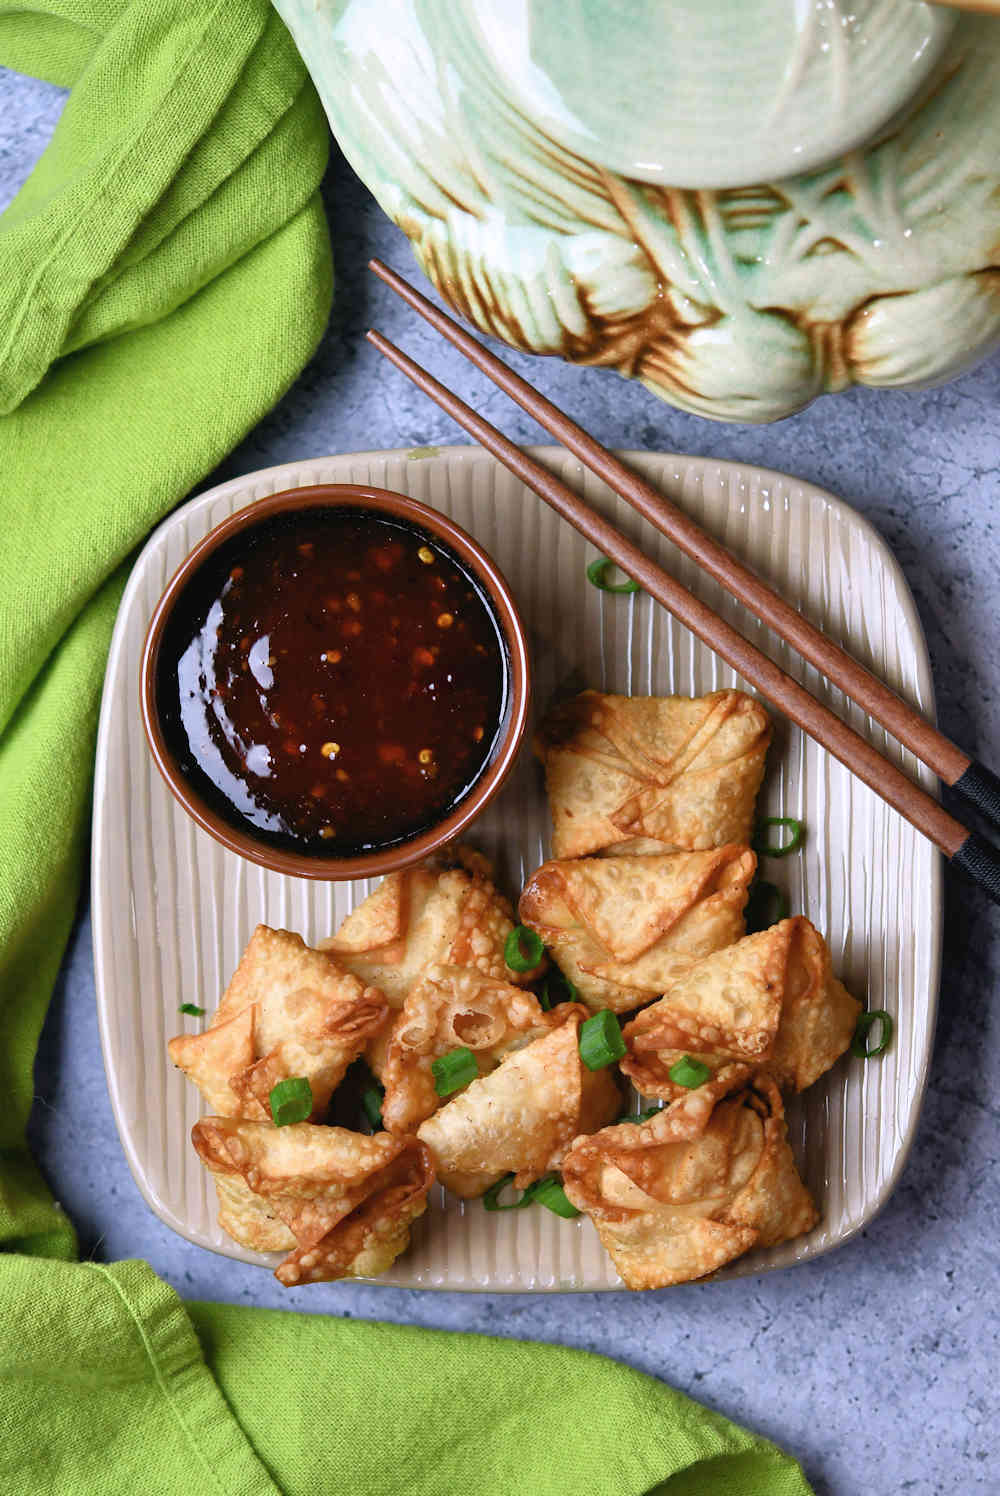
top-left (417, 1005), bottom-right (620, 1197)
top-left (561, 1070), bottom-right (817, 1289)
top-left (535, 689), bottom-right (771, 858)
top-left (168, 926), bottom-right (389, 1121)
top-left (380, 963), bottom-right (557, 1135)
top-left (320, 853), bottom-right (544, 1070)
top-left (193, 1118), bottom-right (434, 1286)
top-left (518, 847), bottom-right (755, 1013)
top-left (621, 917), bottom-right (861, 1100)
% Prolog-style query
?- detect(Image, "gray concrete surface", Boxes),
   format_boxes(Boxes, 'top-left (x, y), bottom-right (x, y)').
top-left (4, 62), bottom-right (999, 1496)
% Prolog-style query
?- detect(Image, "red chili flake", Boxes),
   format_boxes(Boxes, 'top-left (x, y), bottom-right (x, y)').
top-left (230, 567), bottom-right (244, 583)
top-left (310, 693), bottom-right (326, 716)
top-left (377, 744), bottom-right (406, 765)
top-left (297, 542), bottom-right (315, 558)
top-left (413, 647), bottom-right (435, 668)
top-left (282, 739), bottom-right (301, 756)
top-left (326, 597), bottom-right (343, 613)
top-left (342, 619), bottom-right (363, 638)
top-left (371, 542), bottom-right (403, 573)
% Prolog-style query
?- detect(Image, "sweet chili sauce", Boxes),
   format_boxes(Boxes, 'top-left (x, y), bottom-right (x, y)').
top-left (156, 508), bottom-right (509, 854)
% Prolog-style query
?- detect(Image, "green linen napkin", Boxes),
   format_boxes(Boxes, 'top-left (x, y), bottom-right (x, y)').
top-left (0, 6), bottom-right (814, 1493)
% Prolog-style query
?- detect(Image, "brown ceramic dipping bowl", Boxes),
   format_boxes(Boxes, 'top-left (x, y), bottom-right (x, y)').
top-left (140, 484), bottom-right (530, 880)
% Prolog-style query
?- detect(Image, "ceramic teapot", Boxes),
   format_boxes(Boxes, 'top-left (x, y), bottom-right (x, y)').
top-left (275, 0), bottom-right (1000, 422)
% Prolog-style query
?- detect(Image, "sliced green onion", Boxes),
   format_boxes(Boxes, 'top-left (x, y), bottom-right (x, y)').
top-left (851, 1010), bottom-right (894, 1059)
top-left (178, 1003), bottom-right (205, 1017)
top-left (752, 816), bottom-right (804, 857)
top-left (269, 1076), bottom-right (313, 1126)
top-left (586, 556), bottom-right (640, 594)
top-left (482, 1172), bottom-right (580, 1217)
top-left (540, 968), bottom-right (578, 1011)
top-left (579, 1009), bottom-right (626, 1070)
top-left (504, 924), bottom-right (544, 972)
top-left (432, 1045), bottom-right (478, 1097)
top-left (745, 880), bottom-right (790, 934)
top-left (361, 1084), bottom-right (384, 1131)
top-left (632, 1105), bottom-right (663, 1124)
top-left (668, 1055), bottom-right (711, 1089)
top-left (482, 1174), bottom-right (526, 1211)
top-left (531, 1175), bottom-right (582, 1219)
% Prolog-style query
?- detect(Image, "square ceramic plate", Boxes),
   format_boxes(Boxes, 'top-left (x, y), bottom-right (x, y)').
top-left (92, 446), bottom-right (942, 1291)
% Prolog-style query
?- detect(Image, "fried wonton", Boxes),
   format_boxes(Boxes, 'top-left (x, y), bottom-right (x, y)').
top-left (561, 1070), bottom-right (817, 1289)
top-left (193, 1117), bottom-right (434, 1285)
top-left (168, 926), bottom-right (389, 1121)
top-left (535, 690), bottom-right (771, 858)
top-left (321, 854), bottom-right (543, 1036)
top-left (518, 847), bottom-right (755, 1013)
top-left (621, 917), bottom-right (861, 1099)
top-left (416, 1006), bottom-right (620, 1197)
top-left (381, 963), bottom-right (556, 1135)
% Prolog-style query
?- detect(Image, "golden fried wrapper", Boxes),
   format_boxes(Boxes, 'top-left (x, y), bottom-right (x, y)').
top-left (621, 917), bottom-right (861, 1098)
top-left (168, 926), bottom-right (389, 1121)
top-left (381, 963), bottom-right (556, 1134)
top-left (561, 1070), bottom-right (817, 1289)
top-left (535, 690), bottom-right (771, 859)
top-left (518, 847), bottom-right (755, 1013)
top-left (320, 856), bottom-right (543, 1033)
top-left (193, 1117), bottom-right (434, 1285)
top-left (416, 1006), bottom-right (620, 1197)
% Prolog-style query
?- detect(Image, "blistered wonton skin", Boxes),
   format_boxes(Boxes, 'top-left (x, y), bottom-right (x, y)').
top-left (168, 926), bottom-right (389, 1120)
top-left (561, 1070), bottom-right (817, 1289)
top-left (621, 916), bottom-right (861, 1100)
top-left (381, 963), bottom-right (556, 1135)
top-left (320, 853), bottom-right (543, 1038)
top-left (416, 1006), bottom-right (620, 1198)
top-left (536, 690), bottom-right (771, 859)
top-left (518, 847), bottom-right (755, 1014)
top-left (193, 1118), bottom-right (434, 1285)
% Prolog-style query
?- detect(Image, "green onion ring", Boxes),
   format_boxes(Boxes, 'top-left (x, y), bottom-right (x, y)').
top-left (579, 1009), bottom-right (626, 1070)
top-left (504, 924), bottom-right (544, 973)
top-left (752, 816), bottom-right (804, 857)
top-left (432, 1046), bottom-right (479, 1097)
top-left (668, 1055), bottom-right (711, 1089)
top-left (586, 556), bottom-right (640, 594)
top-left (269, 1076), bottom-right (313, 1127)
top-left (851, 1010), bottom-right (894, 1059)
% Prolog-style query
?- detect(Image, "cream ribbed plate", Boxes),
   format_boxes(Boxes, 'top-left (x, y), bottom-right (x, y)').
top-left (92, 447), bottom-right (941, 1291)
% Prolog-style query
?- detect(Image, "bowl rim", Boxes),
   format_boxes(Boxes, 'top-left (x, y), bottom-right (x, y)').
top-left (139, 482), bottom-right (531, 880)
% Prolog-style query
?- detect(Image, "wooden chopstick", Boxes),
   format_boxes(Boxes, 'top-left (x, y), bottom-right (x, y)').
top-left (368, 257), bottom-right (1000, 841)
top-left (365, 320), bottom-right (1000, 905)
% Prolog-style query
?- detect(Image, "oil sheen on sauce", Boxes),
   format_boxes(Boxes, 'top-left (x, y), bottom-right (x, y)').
top-left (157, 508), bottom-right (509, 854)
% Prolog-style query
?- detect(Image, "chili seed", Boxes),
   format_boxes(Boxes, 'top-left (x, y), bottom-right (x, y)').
top-left (436, 613), bottom-right (454, 629)
top-left (417, 546), bottom-right (434, 564)
top-left (321, 742), bottom-right (340, 759)
top-left (418, 749), bottom-right (434, 765)
top-left (319, 825), bottom-right (335, 839)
